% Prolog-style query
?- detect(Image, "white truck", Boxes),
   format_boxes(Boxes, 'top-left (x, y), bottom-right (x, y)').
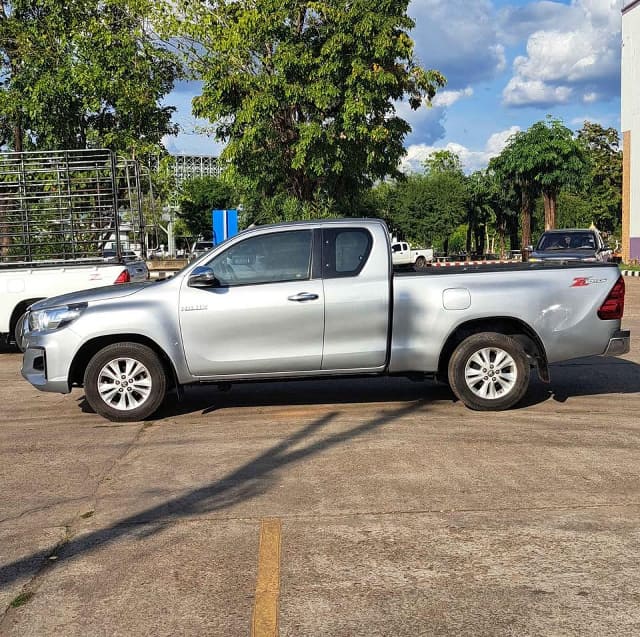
top-left (0, 147), bottom-right (149, 346)
top-left (0, 261), bottom-right (147, 346)
top-left (391, 241), bottom-right (434, 269)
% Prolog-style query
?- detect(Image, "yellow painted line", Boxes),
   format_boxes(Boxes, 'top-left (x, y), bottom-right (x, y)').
top-left (251, 518), bottom-right (282, 637)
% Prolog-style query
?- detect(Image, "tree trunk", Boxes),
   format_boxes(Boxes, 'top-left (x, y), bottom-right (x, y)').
top-left (497, 217), bottom-right (506, 259)
top-left (13, 122), bottom-right (23, 153)
top-left (465, 222), bottom-right (472, 259)
top-left (475, 226), bottom-right (485, 256)
top-left (542, 190), bottom-right (557, 230)
top-left (521, 190), bottom-right (532, 262)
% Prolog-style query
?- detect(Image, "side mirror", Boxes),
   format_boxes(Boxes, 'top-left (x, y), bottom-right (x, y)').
top-left (188, 266), bottom-right (219, 288)
top-left (525, 245), bottom-right (534, 252)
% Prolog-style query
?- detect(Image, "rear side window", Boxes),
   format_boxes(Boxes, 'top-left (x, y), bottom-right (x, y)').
top-left (322, 228), bottom-right (372, 278)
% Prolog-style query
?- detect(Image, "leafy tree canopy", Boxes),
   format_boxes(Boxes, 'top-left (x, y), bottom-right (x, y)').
top-left (423, 149), bottom-right (463, 175)
top-left (576, 121), bottom-right (622, 234)
top-left (0, 0), bottom-right (180, 155)
top-left (163, 0), bottom-right (445, 212)
top-left (375, 150), bottom-right (467, 251)
top-left (494, 117), bottom-right (588, 231)
top-left (178, 176), bottom-right (237, 240)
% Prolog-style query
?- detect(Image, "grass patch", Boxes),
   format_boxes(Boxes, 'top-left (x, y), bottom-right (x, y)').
top-left (621, 263), bottom-right (640, 271)
top-left (10, 591), bottom-right (34, 608)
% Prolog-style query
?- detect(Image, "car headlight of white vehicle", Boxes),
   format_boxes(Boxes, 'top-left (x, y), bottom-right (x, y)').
top-left (28, 304), bottom-right (87, 332)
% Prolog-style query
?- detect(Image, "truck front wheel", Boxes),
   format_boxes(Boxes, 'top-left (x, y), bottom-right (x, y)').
top-left (448, 332), bottom-right (530, 411)
top-left (83, 342), bottom-right (167, 422)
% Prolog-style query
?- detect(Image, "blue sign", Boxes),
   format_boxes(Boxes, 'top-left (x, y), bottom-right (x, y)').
top-left (212, 209), bottom-right (238, 245)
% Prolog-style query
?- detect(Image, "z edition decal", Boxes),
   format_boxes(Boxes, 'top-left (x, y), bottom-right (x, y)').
top-left (571, 277), bottom-right (608, 287)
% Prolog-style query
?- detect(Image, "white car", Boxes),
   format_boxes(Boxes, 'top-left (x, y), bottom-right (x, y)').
top-left (391, 241), bottom-right (434, 269)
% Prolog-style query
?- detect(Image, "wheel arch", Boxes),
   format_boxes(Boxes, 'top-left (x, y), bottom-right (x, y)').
top-left (437, 317), bottom-right (549, 383)
top-left (8, 298), bottom-right (44, 343)
top-left (69, 334), bottom-right (179, 390)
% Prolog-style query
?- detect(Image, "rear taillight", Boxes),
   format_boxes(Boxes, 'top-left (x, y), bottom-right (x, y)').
top-left (598, 276), bottom-right (625, 320)
top-left (114, 269), bottom-right (130, 284)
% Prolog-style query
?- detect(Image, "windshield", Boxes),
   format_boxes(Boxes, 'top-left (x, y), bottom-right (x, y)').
top-left (537, 233), bottom-right (596, 251)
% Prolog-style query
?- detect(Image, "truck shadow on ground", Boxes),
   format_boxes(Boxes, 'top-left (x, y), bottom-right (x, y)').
top-left (145, 355), bottom-right (640, 418)
top-left (0, 400), bottom-right (425, 591)
top-left (521, 356), bottom-right (640, 406)
top-left (150, 377), bottom-right (453, 418)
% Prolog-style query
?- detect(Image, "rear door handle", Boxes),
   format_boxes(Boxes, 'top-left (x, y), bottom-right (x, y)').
top-left (287, 292), bottom-right (319, 302)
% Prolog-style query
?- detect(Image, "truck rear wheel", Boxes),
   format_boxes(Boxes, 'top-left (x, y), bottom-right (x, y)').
top-left (448, 332), bottom-right (529, 411)
top-left (414, 256), bottom-right (427, 270)
top-left (83, 342), bottom-right (166, 422)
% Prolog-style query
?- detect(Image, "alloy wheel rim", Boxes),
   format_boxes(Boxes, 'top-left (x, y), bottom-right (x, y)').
top-left (464, 347), bottom-right (517, 400)
top-left (97, 357), bottom-right (152, 411)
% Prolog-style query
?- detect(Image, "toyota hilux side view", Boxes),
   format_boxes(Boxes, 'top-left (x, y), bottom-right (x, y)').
top-left (19, 219), bottom-right (630, 422)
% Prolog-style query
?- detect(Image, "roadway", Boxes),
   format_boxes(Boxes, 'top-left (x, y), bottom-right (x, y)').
top-left (1, 277), bottom-right (639, 636)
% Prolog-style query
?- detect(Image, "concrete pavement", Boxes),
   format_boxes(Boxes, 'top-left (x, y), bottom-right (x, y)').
top-left (1, 278), bottom-right (639, 636)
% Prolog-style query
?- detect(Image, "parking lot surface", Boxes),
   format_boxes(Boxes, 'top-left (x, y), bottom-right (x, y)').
top-left (1, 278), bottom-right (640, 636)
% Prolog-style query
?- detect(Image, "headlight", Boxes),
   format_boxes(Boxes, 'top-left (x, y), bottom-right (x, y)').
top-left (28, 304), bottom-right (87, 332)
top-left (528, 257), bottom-right (541, 262)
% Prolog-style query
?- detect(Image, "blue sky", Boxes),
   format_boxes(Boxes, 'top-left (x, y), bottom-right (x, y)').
top-left (162, 0), bottom-right (623, 173)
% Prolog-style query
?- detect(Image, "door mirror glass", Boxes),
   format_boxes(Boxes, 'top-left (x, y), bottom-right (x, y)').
top-left (188, 266), bottom-right (219, 288)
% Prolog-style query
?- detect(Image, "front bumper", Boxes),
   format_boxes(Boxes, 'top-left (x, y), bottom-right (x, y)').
top-left (603, 330), bottom-right (631, 357)
top-left (21, 328), bottom-right (80, 394)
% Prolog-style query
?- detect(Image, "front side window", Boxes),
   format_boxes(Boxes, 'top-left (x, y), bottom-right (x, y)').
top-left (207, 230), bottom-right (312, 286)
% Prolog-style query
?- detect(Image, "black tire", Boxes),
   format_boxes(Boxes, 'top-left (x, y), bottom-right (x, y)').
top-left (14, 311), bottom-right (28, 352)
top-left (83, 342), bottom-right (167, 422)
top-left (448, 332), bottom-right (530, 411)
top-left (414, 256), bottom-right (427, 270)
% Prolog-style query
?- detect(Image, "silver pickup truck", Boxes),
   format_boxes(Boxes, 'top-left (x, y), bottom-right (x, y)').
top-left (19, 219), bottom-right (630, 422)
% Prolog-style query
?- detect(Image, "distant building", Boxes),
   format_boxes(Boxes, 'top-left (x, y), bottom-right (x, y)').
top-left (622, 1), bottom-right (640, 261)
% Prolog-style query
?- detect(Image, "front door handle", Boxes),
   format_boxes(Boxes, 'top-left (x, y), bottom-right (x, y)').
top-left (287, 292), bottom-right (319, 302)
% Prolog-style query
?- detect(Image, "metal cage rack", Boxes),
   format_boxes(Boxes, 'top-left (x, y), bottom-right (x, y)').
top-left (0, 149), bottom-right (145, 265)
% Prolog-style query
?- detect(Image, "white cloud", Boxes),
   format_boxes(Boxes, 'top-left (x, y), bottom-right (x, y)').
top-left (409, 0), bottom-right (505, 88)
top-left (431, 87), bottom-right (473, 108)
top-left (401, 126), bottom-right (521, 174)
top-left (502, 77), bottom-right (573, 107)
top-left (502, 0), bottom-right (622, 107)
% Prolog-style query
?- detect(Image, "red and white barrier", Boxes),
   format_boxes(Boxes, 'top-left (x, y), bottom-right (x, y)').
top-left (430, 259), bottom-right (521, 267)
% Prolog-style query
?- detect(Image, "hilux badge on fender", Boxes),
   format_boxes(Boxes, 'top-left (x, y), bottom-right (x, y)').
top-left (571, 277), bottom-right (607, 287)
top-left (181, 304), bottom-right (208, 311)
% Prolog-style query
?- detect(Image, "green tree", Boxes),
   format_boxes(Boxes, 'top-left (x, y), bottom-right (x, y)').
top-left (489, 145), bottom-right (538, 255)
top-left (465, 170), bottom-right (496, 256)
top-left (0, 0), bottom-right (179, 155)
top-left (423, 149), bottom-right (463, 175)
top-left (494, 118), bottom-right (587, 236)
top-left (577, 121), bottom-right (622, 234)
top-left (178, 176), bottom-right (237, 240)
top-left (381, 151), bottom-right (467, 252)
top-left (163, 0), bottom-right (445, 208)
